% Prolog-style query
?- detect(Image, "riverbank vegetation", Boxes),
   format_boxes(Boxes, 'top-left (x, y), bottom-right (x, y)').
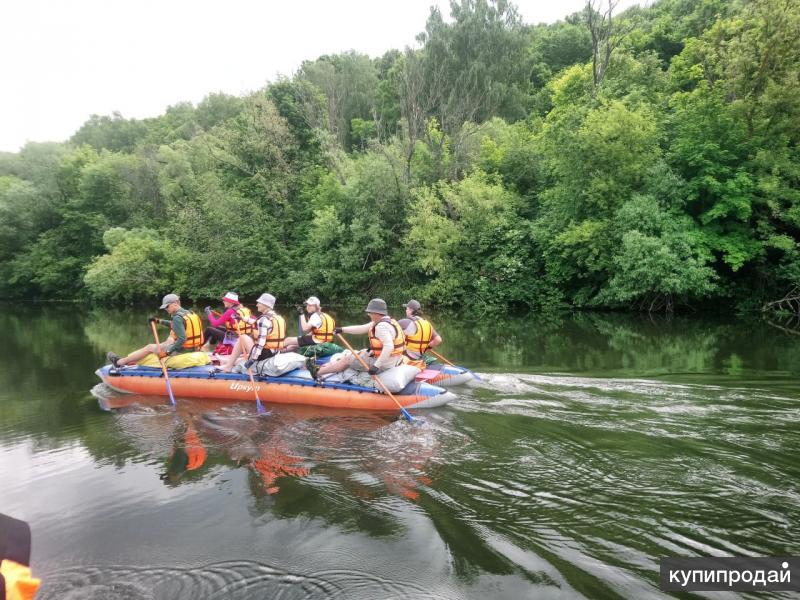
top-left (1, 0), bottom-right (798, 313)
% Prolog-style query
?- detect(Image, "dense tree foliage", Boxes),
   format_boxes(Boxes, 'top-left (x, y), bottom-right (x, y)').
top-left (1, 0), bottom-right (799, 313)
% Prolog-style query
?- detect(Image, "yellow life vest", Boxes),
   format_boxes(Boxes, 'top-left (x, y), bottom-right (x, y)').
top-left (368, 317), bottom-right (405, 357)
top-left (171, 309), bottom-right (204, 350)
top-left (405, 316), bottom-right (433, 356)
top-left (225, 304), bottom-right (253, 336)
top-left (311, 311), bottom-right (336, 344)
top-left (264, 312), bottom-right (286, 350)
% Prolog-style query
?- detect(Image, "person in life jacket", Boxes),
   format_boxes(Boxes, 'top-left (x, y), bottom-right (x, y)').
top-left (107, 293), bottom-right (204, 368)
top-left (310, 298), bottom-right (405, 380)
top-left (398, 299), bottom-right (442, 362)
top-left (220, 293), bottom-right (286, 373)
top-left (0, 513), bottom-right (41, 600)
top-left (283, 296), bottom-right (336, 353)
top-left (201, 291), bottom-right (253, 351)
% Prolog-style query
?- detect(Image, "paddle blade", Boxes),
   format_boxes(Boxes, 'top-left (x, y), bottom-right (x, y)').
top-left (165, 378), bottom-right (176, 407)
top-left (400, 408), bottom-right (414, 422)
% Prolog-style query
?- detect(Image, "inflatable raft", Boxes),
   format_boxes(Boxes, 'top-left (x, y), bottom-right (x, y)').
top-left (96, 365), bottom-right (456, 411)
top-left (416, 363), bottom-right (474, 387)
top-left (310, 356), bottom-right (476, 388)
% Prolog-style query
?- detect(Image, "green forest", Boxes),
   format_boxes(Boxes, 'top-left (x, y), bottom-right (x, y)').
top-left (1, 0), bottom-right (798, 313)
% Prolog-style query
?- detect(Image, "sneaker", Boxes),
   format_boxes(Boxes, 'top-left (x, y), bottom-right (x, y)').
top-left (305, 357), bottom-right (319, 379)
top-left (106, 352), bottom-right (120, 368)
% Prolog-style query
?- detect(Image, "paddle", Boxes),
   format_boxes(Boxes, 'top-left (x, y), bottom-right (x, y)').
top-left (429, 349), bottom-right (482, 381)
top-left (335, 333), bottom-right (414, 422)
top-left (150, 320), bottom-right (176, 407)
top-left (246, 366), bottom-right (269, 415)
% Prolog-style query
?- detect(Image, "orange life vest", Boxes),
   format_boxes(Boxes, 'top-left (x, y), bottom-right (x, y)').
top-left (404, 316), bottom-right (434, 356)
top-left (264, 312), bottom-right (286, 350)
top-left (368, 317), bottom-right (405, 357)
top-left (225, 304), bottom-right (253, 336)
top-left (311, 311), bottom-right (336, 344)
top-left (171, 309), bottom-right (204, 350)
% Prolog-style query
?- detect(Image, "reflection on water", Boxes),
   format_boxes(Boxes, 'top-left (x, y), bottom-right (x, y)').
top-left (2, 305), bottom-right (800, 599)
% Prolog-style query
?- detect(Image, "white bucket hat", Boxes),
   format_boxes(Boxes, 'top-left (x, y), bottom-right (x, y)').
top-left (256, 293), bottom-right (276, 308)
top-left (222, 291), bottom-right (239, 303)
top-left (304, 296), bottom-right (321, 306)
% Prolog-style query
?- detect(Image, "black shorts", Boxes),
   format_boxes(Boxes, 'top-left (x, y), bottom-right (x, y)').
top-left (204, 326), bottom-right (227, 344)
top-left (253, 348), bottom-right (275, 361)
top-left (297, 334), bottom-right (315, 347)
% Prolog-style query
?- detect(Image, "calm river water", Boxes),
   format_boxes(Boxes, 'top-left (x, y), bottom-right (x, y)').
top-left (1, 305), bottom-right (799, 599)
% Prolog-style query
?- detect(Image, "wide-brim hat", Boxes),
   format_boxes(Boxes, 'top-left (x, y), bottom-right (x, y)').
top-left (365, 298), bottom-right (388, 315)
top-left (222, 291), bottom-right (239, 304)
top-left (304, 296), bottom-right (321, 306)
top-left (256, 293), bottom-right (276, 308)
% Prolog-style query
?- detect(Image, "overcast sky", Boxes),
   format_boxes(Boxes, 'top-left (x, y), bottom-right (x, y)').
top-left (0, 0), bottom-right (641, 153)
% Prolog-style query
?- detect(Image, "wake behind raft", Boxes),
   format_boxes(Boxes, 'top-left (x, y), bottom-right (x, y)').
top-left (96, 360), bottom-right (464, 411)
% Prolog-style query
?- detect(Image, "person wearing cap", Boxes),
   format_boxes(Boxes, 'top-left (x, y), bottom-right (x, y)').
top-left (219, 293), bottom-right (286, 373)
top-left (106, 293), bottom-right (204, 368)
top-left (0, 513), bottom-right (40, 600)
top-left (310, 298), bottom-right (405, 380)
top-left (282, 296), bottom-right (336, 353)
top-left (398, 299), bottom-right (442, 362)
top-left (201, 291), bottom-right (253, 351)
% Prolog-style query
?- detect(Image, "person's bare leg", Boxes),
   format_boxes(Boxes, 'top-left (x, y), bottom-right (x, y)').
top-left (283, 337), bottom-right (299, 352)
top-left (222, 336), bottom-right (254, 372)
top-left (221, 338), bottom-right (243, 372)
top-left (118, 343), bottom-right (161, 366)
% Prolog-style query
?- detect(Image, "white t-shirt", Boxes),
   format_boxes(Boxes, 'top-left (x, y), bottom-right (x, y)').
top-left (307, 312), bottom-right (323, 329)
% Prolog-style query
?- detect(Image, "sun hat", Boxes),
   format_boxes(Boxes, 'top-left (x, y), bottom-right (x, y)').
top-left (256, 293), bottom-right (276, 308)
top-left (365, 298), bottom-right (388, 315)
top-left (222, 291), bottom-right (239, 304)
top-left (304, 296), bottom-right (321, 306)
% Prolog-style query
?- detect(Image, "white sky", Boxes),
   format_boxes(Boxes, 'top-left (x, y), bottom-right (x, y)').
top-left (0, 0), bottom-right (640, 152)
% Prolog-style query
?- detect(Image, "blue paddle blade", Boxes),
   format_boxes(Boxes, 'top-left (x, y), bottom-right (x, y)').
top-left (165, 378), bottom-right (176, 406)
top-left (400, 408), bottom-right (414, 422)
top-left (256, 400), bottom-right (271, 416)
top-left (471, 372), bottom-right (483, 381)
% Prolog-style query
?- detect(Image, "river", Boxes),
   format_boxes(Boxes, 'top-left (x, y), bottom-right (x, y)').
top-left (1, 305), bottom-right (798, 599)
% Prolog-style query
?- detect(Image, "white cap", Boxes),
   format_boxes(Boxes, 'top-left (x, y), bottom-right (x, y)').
top-left (256, 293), bottom-right (276, 308)
top-left (222, 291), bottom-right (239, 303)
top-left (304, 296), bottom-right (320, 306)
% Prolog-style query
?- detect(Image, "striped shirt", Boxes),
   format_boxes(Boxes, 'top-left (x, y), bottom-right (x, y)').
top-left (248, 312), bottom-right (274, 361)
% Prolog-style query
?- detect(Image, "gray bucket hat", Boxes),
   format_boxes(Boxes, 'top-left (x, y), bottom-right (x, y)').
top-left (365, 298), bottom-right (388, 315)
top-left (159, 293), bottom-right (180, 309)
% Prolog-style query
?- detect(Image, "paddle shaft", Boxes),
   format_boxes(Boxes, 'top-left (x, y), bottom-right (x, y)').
top-left (335, 333), bottom-right (413, 422)
top-left (429, 349), bottom-right (455, 367)
top-left (246, 367), bottom-right (267, 414)
top-left (430, 348), bottom-right (481, 381)
top-left (150, 320), bottom-right (176, 406)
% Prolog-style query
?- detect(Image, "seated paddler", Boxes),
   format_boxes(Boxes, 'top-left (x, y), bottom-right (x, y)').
top-left (283, 296), bottom-right (336, 354)
top-left (106, 293), bottom-right (204, 368)
top-left (220, 293), bottom-right (286, 373)
top-left (310, 298), bottom-right (405, 380)
top-left (202, 291), bottom-right (253, 351)
top-left (398, 299), bottom-right (442, 365)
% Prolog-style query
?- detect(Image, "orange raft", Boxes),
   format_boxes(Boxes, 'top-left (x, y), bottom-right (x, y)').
top-left (96, 365), bottom-right (456, 411)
